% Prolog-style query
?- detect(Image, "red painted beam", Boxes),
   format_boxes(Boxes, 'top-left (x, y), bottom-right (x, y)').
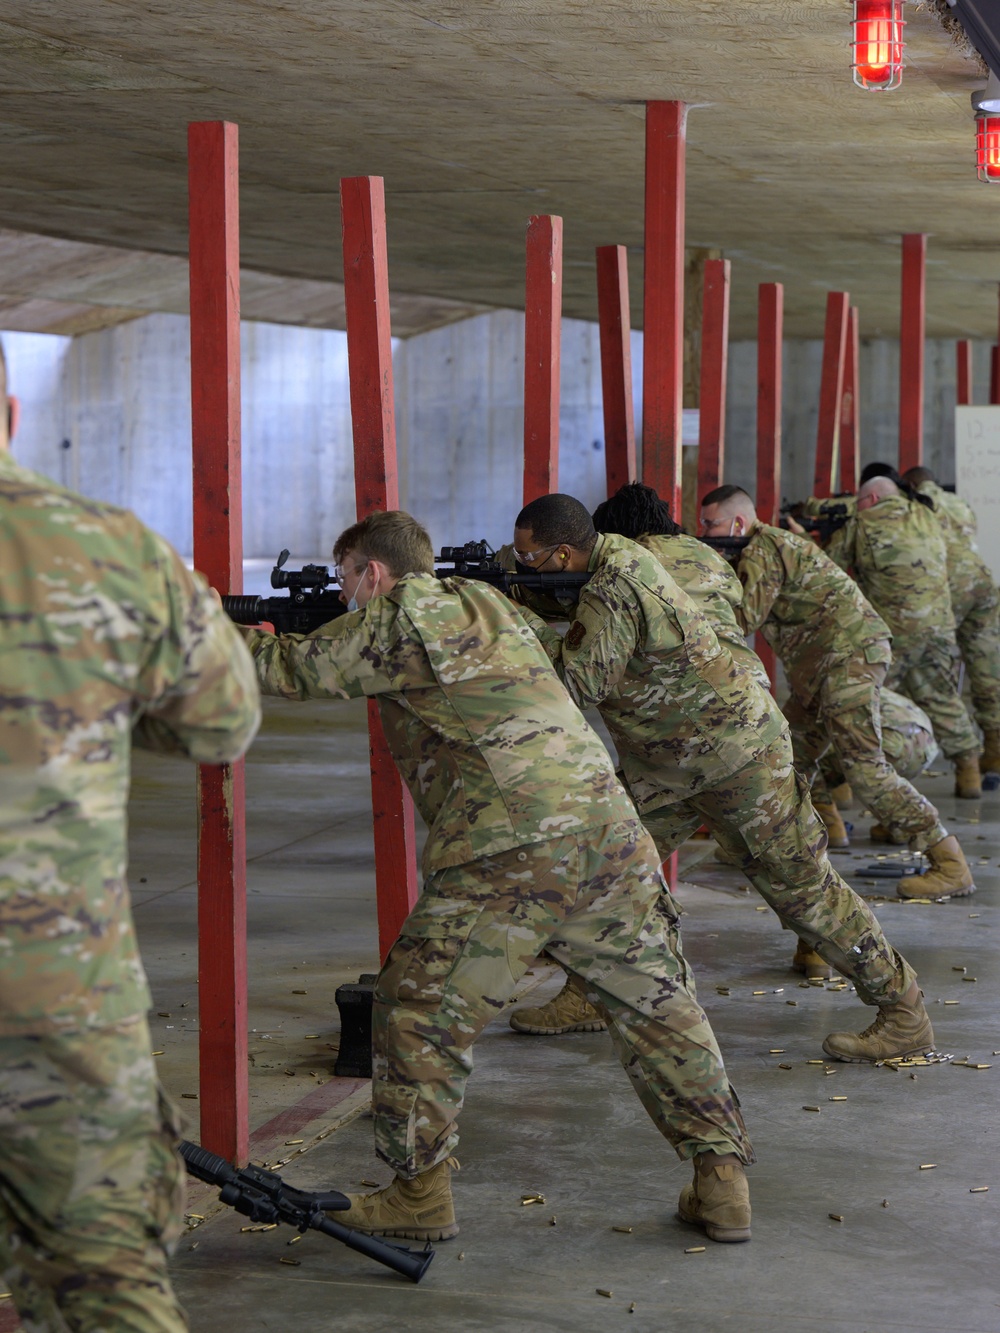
top-left (523, 215), bottom-right (563, 504)
top-left (754, 281), bottom-right (784, 697)
top-left (642, 100), bottom-right (687, 518)
top-left (814, 292), bottom-right (850, 500)
top-left (340, 176), bottom-right (420, 964)
top-left (898, 233), bottom-right (926, 472)
top-left (956, 340), bottom-right (972, 407)
top-left (596, 244), bottom-right (636, 496)
top-left (839, 306), bottom-right (861, 494)
top-left (696, 258), bottom-right (731, 505)
top-left (991, 347), bottom-right (1000, 407)
top-left (188, 119), bottom-right (248, 1165)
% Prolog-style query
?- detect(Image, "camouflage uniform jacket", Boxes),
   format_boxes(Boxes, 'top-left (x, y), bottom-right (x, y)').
top-left (825, 495), bottom-right (954, 645)
top-left (917, 480), bottom-right (993, 619)
top-left (635, 533), bottom-right (769, 688)
top-left (0, 452), bottom-right (261, 1037)
top-left (525, 533), bottom-right (787, 812)
top-left (734, 520), bottom-right (891, 691)
top-left (243, 573), bottom-right (635, 874)
top-left (915, 479), bottom-right (976, 541)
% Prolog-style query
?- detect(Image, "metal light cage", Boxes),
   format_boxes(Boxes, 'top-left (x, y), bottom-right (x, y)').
top-left (976, 113), bottom-right (1000, 183)
top-left (852, 0), bottom-right (905, 91)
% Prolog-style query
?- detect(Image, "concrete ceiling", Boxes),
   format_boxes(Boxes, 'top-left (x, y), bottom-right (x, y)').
top-left (0, 2), bottom-right (995, 341)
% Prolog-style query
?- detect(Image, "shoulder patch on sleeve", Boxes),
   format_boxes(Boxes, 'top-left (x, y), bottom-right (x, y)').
top-left (565, 620), bottom-right (587, 650)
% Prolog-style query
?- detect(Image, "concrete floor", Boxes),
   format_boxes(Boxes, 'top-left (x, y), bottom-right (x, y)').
top-left (126, 698), bottom-right (1000, 1333)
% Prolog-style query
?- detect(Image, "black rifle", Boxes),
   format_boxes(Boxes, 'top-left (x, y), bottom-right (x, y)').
top-left (701, 535), bottom-right (751, 560)
top-left (179, 1139), bottom-right (434, 1283)
top-left (223, 542), bottom-right (592, 635)
top-left (780, 499), bottom-right (852, 544)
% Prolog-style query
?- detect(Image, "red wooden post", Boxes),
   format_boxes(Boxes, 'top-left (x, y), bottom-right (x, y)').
top-left (814, 292), bottom-right (850, 499)
top-left (755, 281), bottom-right (784, 695)
top-left (340, 175), bottom-right (420, 964)
top-left (696, 258), bottom-right (731, 504)
top-left (956, 340), bottom-right (973, 407)
top-left (642, 100), bottom-right (687, 517)
top-left (523, 215), bottom-right (563, 504)
top-left (188, 120), bottom-right (248, 1164)
top-left (596, 244), bottom-right (636, 496)
top-left (840, 306), bottom-right (861, 494)
top-left (898, 233), bottom-right (926, 472)
top-left (991, 348), bottom-right (1000, 406)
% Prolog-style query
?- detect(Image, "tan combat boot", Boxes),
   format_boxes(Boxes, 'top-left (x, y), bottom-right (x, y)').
top-left (332, 1157), bottom-right (460, 1240)
top-left (791, 938), bottom-right (835, 980)
top-left (869, 822), bottom-right (908, 845)
top-left (822, 991), bottom-right (934, 1063)
top-left (677, 1154), bottom-right (751, 1243)
top-left (814, 798), bottom-right (849, 848)
top-left (954, 751), bottom-right (982, 799)
top-left (831, 782), bottom-right (854, 808)
top-left (509, 983), bottom-right (607, 1035)
top-left (981, 729), bottom-right (1000, 775)
top-left (898, 836), bottom-right (976, 900)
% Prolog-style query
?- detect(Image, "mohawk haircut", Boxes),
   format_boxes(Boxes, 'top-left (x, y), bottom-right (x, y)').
top-left (593, 482), bottom-right (681, 539)
top-left (515, 493), bottom-right (597, 551)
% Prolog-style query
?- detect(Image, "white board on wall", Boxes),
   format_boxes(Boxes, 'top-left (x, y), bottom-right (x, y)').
top-left (955, 406), bottom-right (1000, 583)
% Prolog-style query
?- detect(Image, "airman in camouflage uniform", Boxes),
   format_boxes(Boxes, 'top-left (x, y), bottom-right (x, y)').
top-left (819, 689), bottom-right (938, 836)
top-left (508, 494), bottom-right (934, 1068)
top-left (241, 510), bottom-right (754, 1246)
top-left (903, 468), bottom-right (1000, 774)
top-left (0, 415), bottom-right (261, 1332)
top-left (825, 476), bottom-right (982, 800)
top-left (697, 486), bottom-right (966, 899)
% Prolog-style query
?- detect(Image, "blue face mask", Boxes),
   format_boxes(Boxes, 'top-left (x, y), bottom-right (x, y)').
top-left (347, 565), bottom-right (377, 613)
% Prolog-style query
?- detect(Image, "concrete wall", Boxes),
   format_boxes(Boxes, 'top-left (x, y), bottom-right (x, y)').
top-left (3, 312), bottom-right (990, 575)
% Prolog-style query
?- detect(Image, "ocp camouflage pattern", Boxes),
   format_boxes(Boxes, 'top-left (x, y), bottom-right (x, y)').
top-left (0, 452), bottom-right (261, 1036)
top-left (371, 820), bottom-right (753, 1176)
top-left (243, 573), bottom-right (636, 873)
top-left (637, 532), bottom-right (770, 689)
top-left (524, 532), bottom-right (786, 810)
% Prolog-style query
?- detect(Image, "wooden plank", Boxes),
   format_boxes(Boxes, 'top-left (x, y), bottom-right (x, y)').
top-left (839, 306), bottom-right (860, 493)
top-left (642, 100), bottom-right (687, 517)
top-left (814, 292), bottom-right (850, 499)
top-left (596, 244), bottom-right (636, 495)
top-left (696, 258), bottom-right (731, 504)
top-left (188, 119), bottom-right (248, 1165)
top-left (898, 233), bottom-right (926, 471)
top-left (340, 175), bottom-right (420, 963)
top-left (523, 214), bottom-right (563, 504)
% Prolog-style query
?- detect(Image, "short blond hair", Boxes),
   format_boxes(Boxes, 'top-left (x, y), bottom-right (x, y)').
top-left (333, 510), bottom-right (434, 577)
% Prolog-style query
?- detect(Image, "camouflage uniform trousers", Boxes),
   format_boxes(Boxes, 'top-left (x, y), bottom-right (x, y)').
top-left (371, 819), bottom-right (753, 1178)
top-left (953, 575), bottom-right (1000, 732)
top-left (640, 738), bottom-right (916, 1006)
top-left (782, 648), bottom-right (946, 851)
top-left (886, 630), bottom-right (979, 760)
top-left (0, 1017), bottom-right (187, 1333)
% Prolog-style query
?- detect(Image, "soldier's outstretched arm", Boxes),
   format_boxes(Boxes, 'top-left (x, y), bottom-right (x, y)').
top-left (734, 540), bottom-right (783, 636)
top-left (132, 531), bottom-right (261, 764)
top-left (514, 603), bottom-right (565, 666)
top-left (240, 608), bottom-right (392, 702)
top-left (558, 581), bottom-right (640, 708)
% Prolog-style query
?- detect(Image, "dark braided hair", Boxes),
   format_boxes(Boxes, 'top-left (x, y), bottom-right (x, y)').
top-left (592, 482), bottom-right (682, 539)
top-left (858, 461), bottom-right (934, 511)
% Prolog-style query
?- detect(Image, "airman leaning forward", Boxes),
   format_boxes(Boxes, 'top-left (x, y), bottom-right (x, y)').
top-left (698, 483), bottom-right (974, 902)
top-left (506, 493), bottom-right (934, 1067)
top-left (240, 509), bottom-right (755, 1246)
